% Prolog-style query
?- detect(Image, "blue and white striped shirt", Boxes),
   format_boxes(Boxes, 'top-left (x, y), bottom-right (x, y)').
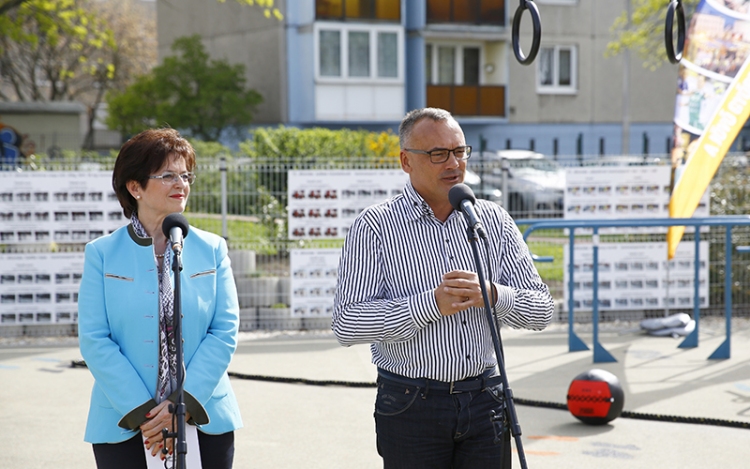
top-left (332, 181), bottom-right (554, 382)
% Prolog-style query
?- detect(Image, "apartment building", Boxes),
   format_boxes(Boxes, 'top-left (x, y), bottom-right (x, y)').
top-left (157, 0), bottom-right (678, 157)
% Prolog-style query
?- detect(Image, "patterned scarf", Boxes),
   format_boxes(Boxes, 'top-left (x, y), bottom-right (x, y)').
top-left (131, 214), bottom-right (177, 403)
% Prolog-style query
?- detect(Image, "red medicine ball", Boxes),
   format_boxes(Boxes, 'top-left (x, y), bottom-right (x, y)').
top-left (566, 369), bottom-right (624, 425)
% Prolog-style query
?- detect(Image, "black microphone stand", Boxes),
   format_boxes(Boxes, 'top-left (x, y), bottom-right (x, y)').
top-left (465, 226), bottom-right (528, 469)
top-left (163, 246), bottom-right (187, 469)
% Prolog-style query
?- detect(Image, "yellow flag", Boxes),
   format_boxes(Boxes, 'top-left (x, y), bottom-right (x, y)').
top-left (668, 59), bottom-right (750, 258)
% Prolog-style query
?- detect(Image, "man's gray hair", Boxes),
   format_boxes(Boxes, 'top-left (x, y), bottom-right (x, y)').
top-left (399, 107), bottom-right (456, 149)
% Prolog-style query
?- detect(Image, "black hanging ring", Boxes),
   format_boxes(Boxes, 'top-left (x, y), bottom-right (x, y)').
top-left (512, 0), bottom-right (542, 65)
top-left (665, 0), bottom-right (685, 64)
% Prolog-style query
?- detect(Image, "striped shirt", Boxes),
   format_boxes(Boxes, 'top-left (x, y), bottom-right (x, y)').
top-left (332, 181), bottom-right (554, 382)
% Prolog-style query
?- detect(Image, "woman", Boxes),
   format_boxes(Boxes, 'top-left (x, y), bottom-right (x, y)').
top-left (78, 128), bottom-right (242, 468)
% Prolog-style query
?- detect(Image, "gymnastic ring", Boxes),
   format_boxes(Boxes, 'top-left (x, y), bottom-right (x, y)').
top-left (512, 0), bottom-right (542, 65)
top-left (665, 0), bottom-right (685, 64)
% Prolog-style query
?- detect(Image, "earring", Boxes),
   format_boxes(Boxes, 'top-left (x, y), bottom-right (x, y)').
top-left (136, 195), bottom-right (141, 199)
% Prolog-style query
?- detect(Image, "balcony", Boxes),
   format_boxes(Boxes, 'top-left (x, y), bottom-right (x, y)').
top-left (426, 85), bottom-right (506, 117)
top-left (426, 0), bottom-right (505, 26)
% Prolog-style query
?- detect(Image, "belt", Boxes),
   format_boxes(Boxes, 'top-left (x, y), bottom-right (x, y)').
top-left (377, 368), bottom-right (503, 394)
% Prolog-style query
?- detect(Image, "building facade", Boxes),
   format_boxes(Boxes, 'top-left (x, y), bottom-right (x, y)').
top-left (157, 0), bottom-right (679, 158)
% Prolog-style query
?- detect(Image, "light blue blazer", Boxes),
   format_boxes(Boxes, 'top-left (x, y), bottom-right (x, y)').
top-left (78, 223), bottom-right (243, 444)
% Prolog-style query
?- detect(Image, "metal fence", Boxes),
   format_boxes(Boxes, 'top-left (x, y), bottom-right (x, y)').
top-left (2, 152), bottom-right (750, 336)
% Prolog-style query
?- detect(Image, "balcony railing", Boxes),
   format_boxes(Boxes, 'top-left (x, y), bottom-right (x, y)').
top-left (427, 85), bottom-right (506, 117)
top-left (426, 0), bottom-right (505, 26)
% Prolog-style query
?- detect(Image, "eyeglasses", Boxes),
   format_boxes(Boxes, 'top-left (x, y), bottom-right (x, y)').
top-left (148, 172), bottom-right (196, 185)
top-left (404, 146), bottom-right (472, 164)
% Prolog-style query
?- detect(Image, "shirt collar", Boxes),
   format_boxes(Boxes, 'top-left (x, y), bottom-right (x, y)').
top-left (402, 180), bottom-right (450, 223)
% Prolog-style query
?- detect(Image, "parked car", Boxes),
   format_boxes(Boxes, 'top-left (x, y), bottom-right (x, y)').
top-left (469, 150), bottom-right (564, 218)
top-left (464, 168), bottom-right (503, 205)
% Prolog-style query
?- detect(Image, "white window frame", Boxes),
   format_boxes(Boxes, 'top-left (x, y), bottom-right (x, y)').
top-left (424, 41), bottom-right (486, 86)
top-left (314, 22), bottom-right (404, 84)
top-left (536, 44), bottom-right (577, 95)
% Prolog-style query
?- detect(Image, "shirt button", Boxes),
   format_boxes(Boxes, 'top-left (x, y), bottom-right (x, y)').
top-left (465, 354), bottom-right (470, 360)
top-left (449, 256), bottom-right (454, 261)
top-left (462, 321), bottom-right (467, 326)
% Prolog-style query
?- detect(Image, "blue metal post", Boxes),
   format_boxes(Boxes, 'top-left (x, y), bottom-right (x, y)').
top-left (709, 227), bottom-right (733, 359)
top-left (568, 228), bottom-right (589, 351)
top-left (679, 229), bottom-right (701, 348)
top-left (592, 229), bottom-right (616, 363)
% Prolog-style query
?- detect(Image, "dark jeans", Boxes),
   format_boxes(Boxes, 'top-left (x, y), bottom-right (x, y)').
top-left (93, 430), bottom-right (235, 469)
top-left (374, 373), bottom-right (510, 469)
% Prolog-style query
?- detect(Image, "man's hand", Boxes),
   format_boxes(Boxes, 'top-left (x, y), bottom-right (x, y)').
top-left (435, 270), bottom-right (493, 316)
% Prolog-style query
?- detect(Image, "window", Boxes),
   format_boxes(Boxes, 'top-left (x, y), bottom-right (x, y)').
top-left (425, 43), bottom-right (481, 86)
top-left (348, 31), bottom-right (370, 77)
top-left (378, 32), bottom-right (398, 78)
top-left (316, 24), bottom-right (403, 81)
top-left (320, 31), bottom-right (342, 77)
top-left (316, 0), bottom-right (400, 22)
top-left (537, 45), bottom-right (577, 94)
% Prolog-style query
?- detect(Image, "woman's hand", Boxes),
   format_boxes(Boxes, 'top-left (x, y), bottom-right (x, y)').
top-left (140, 401), bottom-right (193, 459)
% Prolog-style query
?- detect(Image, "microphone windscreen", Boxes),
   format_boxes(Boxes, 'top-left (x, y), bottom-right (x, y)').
top-left (448, 183), bottom-right (477, 211)
top-left (162, 213), bottom-right (190, 239)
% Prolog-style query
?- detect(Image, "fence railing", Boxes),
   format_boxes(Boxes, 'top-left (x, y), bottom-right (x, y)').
top-left (2, 154), bottom-right (750, 336)
top-left (521, 216), bottom-right (750, 362)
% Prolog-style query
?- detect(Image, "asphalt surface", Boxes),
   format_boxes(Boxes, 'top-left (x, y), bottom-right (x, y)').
top-left (1, 319), bottom-right (750, 468)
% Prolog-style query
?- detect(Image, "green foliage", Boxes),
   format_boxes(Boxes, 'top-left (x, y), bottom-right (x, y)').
top-left (0, 0), bottom-right (117, 101)
top-left (239, 126), bottom-right (401, 205)
top-left (241, 126), bottom-right (400, 161)
top-left (106, 35), bottom-right (263, 141)
top-left (220, 0), bottom-right (283, 20)
top-left (607, 0), bottom-right (699, 69)
top-left (709, 160), bottom-right (750, 216)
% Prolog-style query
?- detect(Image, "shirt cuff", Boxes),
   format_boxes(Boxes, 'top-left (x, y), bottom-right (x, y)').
top-left (409, 289), bottom-right (443, 329)
top-left (493, 284), bottom-right (515, 318)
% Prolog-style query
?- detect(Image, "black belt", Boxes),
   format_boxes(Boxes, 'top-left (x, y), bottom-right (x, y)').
top-left (377, 368), bottom-right (503, 394)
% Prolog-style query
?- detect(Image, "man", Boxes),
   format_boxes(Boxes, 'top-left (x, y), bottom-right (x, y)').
top-left (332, 107), bottom-right (553, 468)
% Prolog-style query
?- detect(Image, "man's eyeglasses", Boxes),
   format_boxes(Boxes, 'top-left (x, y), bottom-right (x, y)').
top-left (404, 146), bottom-right (472, 164)
top-left (149, 172), bottom-right (196, 185)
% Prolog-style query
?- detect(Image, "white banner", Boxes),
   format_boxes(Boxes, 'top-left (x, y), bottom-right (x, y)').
top-left (289, 248), bottom-right (341, 317)
top-left (0, 252), bottom-right (85, 325)
top-left (287, 169), bottom-right (408, 239)
top-left (0, 171), bottom-right (124, 244)
top-left (563, 241), bottom-right (709, 312)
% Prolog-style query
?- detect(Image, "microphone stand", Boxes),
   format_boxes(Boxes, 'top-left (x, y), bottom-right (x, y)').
top-left (465, 226), bottom-right (528, 469)
top-left (164, 246), bottom-right (187, 469)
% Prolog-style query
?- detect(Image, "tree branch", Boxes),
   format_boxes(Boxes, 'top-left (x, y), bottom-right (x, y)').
top-left (0, 0), bottom-right (30, 16)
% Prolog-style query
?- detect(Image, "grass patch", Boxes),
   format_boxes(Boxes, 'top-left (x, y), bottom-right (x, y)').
top-left (528, 241), bottom-right (564, 283)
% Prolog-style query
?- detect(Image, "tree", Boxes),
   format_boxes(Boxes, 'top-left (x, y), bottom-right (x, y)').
top-left (0, 0), bottom-right (28, 15)
top-left (0, 0), bottom-right (157, 149)
top-left (0, 0), bottom-right (116, 102)
top-left (80, 1), bottom-right (156, 149)
top-left (607, 0), bottom-right (699, 69)
top-left (106, 35), bottom-right (263, 142)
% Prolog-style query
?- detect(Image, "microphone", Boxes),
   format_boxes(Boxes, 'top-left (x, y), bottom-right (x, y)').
top-left (448, 184), bottom-right (487, 239)
top-left (162, 213), bottom-right (190, 254)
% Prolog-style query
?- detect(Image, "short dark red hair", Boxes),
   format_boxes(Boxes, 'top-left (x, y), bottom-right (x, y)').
top-left (112, 128), bottom-right (196, 218)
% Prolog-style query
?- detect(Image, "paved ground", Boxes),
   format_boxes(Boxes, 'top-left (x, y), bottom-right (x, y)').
top-left (1, 318), bottom-right (750, 468)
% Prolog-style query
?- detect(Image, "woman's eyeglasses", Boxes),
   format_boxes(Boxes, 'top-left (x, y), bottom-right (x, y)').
top-left (149, 172), bottom-right (196, 185)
